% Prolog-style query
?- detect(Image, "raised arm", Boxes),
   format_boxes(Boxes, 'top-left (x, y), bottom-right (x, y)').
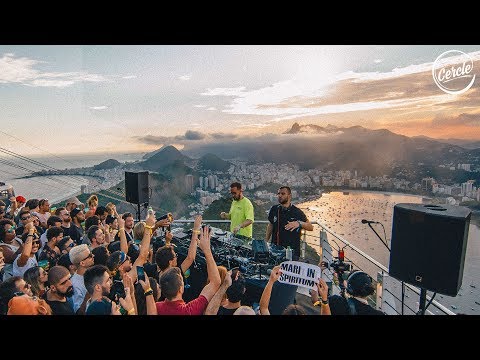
top-left (198, 226), bottom-right (221, 302)
top-left (17, 224), bottom-right (34, 267)
top-left (180, 215), bottom-right (201, 274)
top-left (138, 276), bottom-right (157, 315)
top-left (204, 270), bottom-right (232, 315)
top-left (317, 278), bottom-right (331, 315)
top-left (131, 215), bottom-right (155, 282)
top-left (117, 216), bottom-right (129, 254)
top-left (259, 265), bottom-right (282, 315)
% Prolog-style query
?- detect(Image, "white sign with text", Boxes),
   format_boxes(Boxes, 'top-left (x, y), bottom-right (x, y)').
top-left (278, 261), bottom-right (321, 291)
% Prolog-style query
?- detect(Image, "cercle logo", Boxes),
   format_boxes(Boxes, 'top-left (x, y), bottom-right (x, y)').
top-left (432, 50), bottom-right (475, 95)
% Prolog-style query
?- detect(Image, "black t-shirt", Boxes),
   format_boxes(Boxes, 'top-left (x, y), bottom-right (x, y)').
top-left (329, 295), bottom-right (385, 315)
top-left (268, 204), bottom-right (308, 258)
top-left (69, 223), bottom-right (84, 245)
top-left (217, 306), bottom-right (238, 315)
top-left (61, 225), bottom-right (78, 243)
top-left (45, 298), bottom-right (75, 315)
top-left (114, 230), bottom-right (134, 243)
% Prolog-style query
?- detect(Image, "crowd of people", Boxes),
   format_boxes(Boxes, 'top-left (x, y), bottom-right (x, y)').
top-left (0, 182), bottom-right (384, 315)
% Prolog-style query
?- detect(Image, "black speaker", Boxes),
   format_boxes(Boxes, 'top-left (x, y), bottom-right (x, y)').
top-left (389, 203), bottom-right (471, 296)
top-left (125, 171), bottom-right (149, 204)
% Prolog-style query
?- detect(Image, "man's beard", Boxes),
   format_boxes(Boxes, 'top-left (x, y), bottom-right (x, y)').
top-left (62, 286), bottom-right (74, 298)
top-left (102, 286), bottom-right (111, 297)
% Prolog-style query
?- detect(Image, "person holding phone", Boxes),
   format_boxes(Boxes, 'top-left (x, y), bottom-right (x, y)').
top-left (134, 271), bottom-right (158, 315)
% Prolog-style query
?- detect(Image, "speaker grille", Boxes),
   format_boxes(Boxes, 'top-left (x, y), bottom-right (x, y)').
top-left (389, 203), bottom-right (470, 296)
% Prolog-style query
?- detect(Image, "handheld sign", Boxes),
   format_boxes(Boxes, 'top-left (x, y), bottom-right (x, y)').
top-left (278, 261), bottom-right (321, 291)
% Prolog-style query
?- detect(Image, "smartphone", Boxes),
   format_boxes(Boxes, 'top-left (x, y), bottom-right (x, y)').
top-left (137, 266), bottom-right (145, 282)
top-left (110, 280), bottom-right (126, 302)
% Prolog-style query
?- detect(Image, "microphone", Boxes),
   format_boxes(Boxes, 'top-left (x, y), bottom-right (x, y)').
top-left (361, 219), bottom-right (378, 224)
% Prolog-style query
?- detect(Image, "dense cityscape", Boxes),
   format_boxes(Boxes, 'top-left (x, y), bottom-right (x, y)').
top-left (34, 156), bottom-right (480, 216)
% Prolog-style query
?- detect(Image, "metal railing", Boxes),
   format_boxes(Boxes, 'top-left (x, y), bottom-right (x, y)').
top-left (171, 218), bottom-right (455, 315)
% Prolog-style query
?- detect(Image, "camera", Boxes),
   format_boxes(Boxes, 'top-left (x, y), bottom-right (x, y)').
top-left (322, 259), bottom-right (351, 274)
top-left (109, 280), bottom-right (126, 302)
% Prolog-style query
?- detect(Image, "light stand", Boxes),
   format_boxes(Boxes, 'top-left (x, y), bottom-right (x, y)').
top-left (136, 203), bottom-right (142, 222)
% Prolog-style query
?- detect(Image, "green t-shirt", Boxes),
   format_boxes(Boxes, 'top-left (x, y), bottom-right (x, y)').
top-left (229, 196), bottom-right (254, 238)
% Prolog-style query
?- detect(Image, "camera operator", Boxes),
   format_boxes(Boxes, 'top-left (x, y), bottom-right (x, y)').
top-left (327, 270), bottom-right (385, 315)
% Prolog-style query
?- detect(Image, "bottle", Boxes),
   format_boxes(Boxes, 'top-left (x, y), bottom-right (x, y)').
top-left (167, 213), bottom-right (173, 232)
top-left (286, 246), bottom-right (293, 261)
top-left (147, 206), bottom-right (154, 217)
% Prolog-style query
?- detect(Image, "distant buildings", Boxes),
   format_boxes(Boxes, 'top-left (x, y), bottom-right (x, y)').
top-left (422, 177), bottom-right (434, 192)
top-left (458, 163), bottom-right (471, 171)
top-left (185, 174), bottom-right (194, 193)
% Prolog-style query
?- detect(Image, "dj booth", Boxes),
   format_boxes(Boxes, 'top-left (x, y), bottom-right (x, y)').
top-left (167, 228), bottom-right (297, 313)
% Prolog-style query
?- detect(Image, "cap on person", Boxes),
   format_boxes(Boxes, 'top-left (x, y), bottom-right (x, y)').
top-left (16, 195), bottom-right (27, 204)
top-left (106, 251), bottom-right (127, 272)
top-left (66, 196), bottom-right (82, 206)
top-left (70, 208), bottom-right (82, 219)
top-left (7, 295), bottom-right (52, 315)
top-left (69, 244), bottom-right (91, 265)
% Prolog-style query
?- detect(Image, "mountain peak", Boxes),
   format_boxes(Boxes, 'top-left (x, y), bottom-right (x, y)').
top-left (199, 153), bottom-right (231, 171)
top-left (142, 145), bottom-right (190, 171)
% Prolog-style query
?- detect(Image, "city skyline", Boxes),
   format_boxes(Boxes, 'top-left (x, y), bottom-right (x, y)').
top-left (1, 45), bottom-right (479, 156)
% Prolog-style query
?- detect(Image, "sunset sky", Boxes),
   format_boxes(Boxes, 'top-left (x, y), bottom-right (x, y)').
top-left (1, 45), bottom-right (479, 156)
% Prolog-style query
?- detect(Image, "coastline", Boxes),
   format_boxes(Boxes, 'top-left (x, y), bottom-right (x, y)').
top-left (324, 188), bottom-right (427, 199)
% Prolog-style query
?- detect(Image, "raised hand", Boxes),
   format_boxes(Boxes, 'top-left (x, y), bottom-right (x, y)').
top-left (165, 230), bottom-right (173, 245)
top-left (269, 265), bottom-right (282, 282)
top-left (193, 214), bottom-right (202, 230)
top-left (155, 218), bottom-right (170, 228)
top-left (138, 275), bottom-right (151, 291)
top-left (117, 215), bottom-right (125, 229)
top-left (198, 224), bottom-right (211, 252)
top-left (317, 278), bottom-right (329, 301)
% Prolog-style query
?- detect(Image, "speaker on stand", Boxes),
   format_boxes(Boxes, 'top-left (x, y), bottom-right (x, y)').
top-left (125, 171), bottom-right (150, 221)
top-left (388, 203), bottom-right (471, 314)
